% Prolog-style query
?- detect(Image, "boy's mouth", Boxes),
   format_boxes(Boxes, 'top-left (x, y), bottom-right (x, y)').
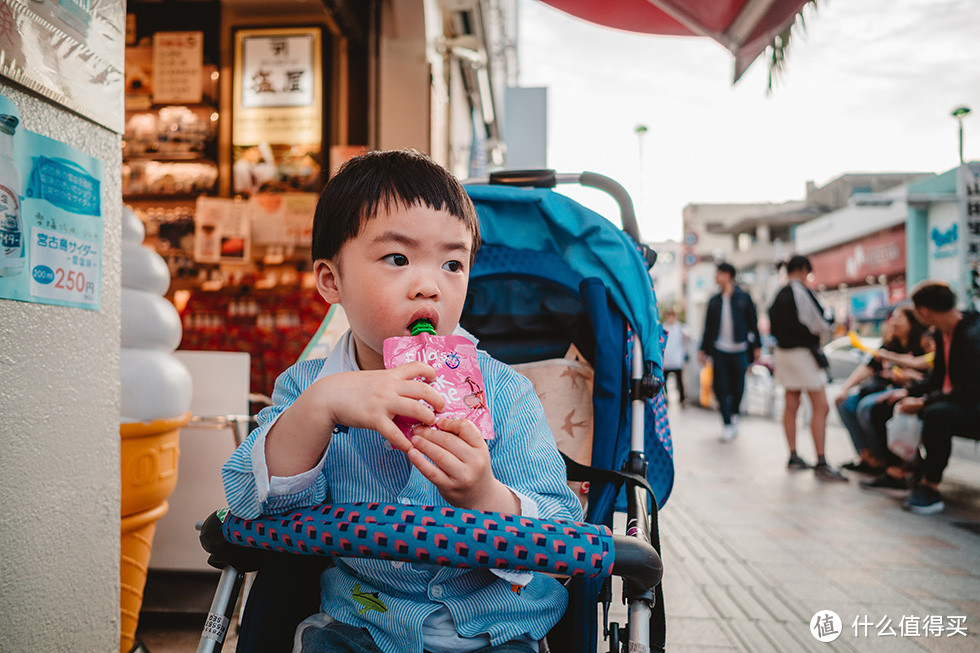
top-left (408, 314), bottom-right (437, 334)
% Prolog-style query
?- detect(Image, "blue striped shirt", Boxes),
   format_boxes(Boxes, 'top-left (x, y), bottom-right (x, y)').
top-left (222, 333), bottom-right (583, 653)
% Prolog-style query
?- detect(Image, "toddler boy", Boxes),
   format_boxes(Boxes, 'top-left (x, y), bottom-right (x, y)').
top-left (223, 149), bottom-right (582, 653)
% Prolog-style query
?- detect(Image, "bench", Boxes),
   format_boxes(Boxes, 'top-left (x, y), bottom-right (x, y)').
top-left (952, 433), bottom-right (980, 464)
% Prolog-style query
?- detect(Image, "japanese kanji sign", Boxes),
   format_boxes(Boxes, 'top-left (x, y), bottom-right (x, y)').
top-left (232, 27), bottom-right (322, 146)
top-left (958, 162), bottom-right (980, 305)
top-left (152, 31), bottom-right (204, 105)
top-left (240, 32), bottom-right (315, 108)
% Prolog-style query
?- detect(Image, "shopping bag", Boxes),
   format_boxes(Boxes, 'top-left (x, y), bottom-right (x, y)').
top-left (886, 412), bottom-right (922, 462)
top-left (699, 362), bottom-right (714, 408)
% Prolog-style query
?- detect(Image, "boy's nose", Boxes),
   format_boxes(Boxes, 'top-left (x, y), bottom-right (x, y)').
top-left (411, 274), bottom-right (440, 299)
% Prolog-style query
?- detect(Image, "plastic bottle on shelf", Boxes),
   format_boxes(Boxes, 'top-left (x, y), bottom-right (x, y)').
top-left (0, 114), bottom-right (23, 277)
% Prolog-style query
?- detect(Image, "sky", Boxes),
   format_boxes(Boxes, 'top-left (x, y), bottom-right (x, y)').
top-left (516, 0), bottom-right (980, 243)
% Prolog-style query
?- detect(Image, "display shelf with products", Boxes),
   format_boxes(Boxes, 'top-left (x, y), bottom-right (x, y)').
top-left (127, 194), bottom-right (318, 293)
top-left (128, 205), bottom-right (202, 283)
top-left (122, 97), bottom-right (219, 200)
top-left (124, 3), bottom-right (221, 204)
top-left (122, 3), bottom-right (330, 398)
top-left (177, 284), bottom-right (327, 397)
top-left (124, 104), bottom-right (219, 160)
top-left (123, 159), bottom-right (218, 199)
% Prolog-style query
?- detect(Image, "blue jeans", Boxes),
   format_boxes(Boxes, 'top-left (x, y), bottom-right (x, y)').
top-left (299, 620), bottom-right (538, 653)
top-left (711, 350), bottom-right (749, 425)
top-left (836, 389), bottom-right (889, 460)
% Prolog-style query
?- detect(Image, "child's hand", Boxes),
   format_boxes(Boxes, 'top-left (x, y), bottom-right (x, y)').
top-left (320, 361), bottom-right (447, 453)
top-left (407, 417), bottom-right (519, 514)
top-left (265, 362), bottom-right (446, 478)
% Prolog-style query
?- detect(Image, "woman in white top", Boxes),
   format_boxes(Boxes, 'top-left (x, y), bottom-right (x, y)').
top-left (661, 307), bottom-right (691, 404)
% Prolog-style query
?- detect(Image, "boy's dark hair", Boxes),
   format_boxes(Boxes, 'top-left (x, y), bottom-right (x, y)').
top-left (911, 281), bottom-right (956, 312)
top-left (716, 262), bottom-right (736, 278)
top-left (784, 254), bottom-right (812, 274)
top-left (311, 149), bottom-right (480, 262)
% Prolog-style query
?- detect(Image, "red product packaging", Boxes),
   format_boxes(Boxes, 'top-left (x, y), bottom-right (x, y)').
top-left (383, 324), bottom-right (494, 441)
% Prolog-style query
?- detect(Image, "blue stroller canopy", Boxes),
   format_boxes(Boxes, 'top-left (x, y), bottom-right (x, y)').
top-left (466, 185), bottom-right (665, 380)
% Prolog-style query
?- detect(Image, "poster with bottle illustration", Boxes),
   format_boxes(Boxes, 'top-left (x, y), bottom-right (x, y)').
top-left (0, 91), bottom-right (104, 310)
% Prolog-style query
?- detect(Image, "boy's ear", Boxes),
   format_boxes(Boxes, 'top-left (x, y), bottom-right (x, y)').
top-left (314, 259), bottom-right (342, 304)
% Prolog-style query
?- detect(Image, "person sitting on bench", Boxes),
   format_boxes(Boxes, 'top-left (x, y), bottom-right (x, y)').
top-left (865, 281), bottom-right (980, 514)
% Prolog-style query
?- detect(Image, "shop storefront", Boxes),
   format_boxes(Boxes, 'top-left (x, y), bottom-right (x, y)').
top-left (806, 226), bottom-right (907, 327)
top-left (122, 1), bottom-right (369, 395)
top-left (123, 0), bottom-right (512, 396)
top-left (795, 186), bottom-right (917, 329)
top-left (907, 162), bottom-right (980, 309)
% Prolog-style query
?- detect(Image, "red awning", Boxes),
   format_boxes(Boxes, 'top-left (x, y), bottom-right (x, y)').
top-left (538, 0), bottom-right (812, 81)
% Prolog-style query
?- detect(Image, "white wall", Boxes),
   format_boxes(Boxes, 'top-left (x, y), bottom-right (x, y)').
top-left (0, 81), bottom-right (121, 651)
top-left (648, 240), bottom-right (682, 310)
top-left (927, 201), bottom-right (963, 296)
top-left (794, 198), bottom-right (908, 256)
top-left (378, 0), bottom-right (430, 151)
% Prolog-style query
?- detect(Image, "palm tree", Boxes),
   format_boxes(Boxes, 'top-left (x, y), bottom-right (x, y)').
top-left (766, 0), bottom-right (817, 93)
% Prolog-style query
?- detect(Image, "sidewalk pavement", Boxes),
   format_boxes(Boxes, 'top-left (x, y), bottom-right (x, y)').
top-left (650, 394), bottom-right (980, 653)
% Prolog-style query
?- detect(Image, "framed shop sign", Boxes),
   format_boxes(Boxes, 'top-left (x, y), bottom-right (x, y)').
top-left (152, 31), bottom-right (204, 105)
top-left (233, 27), bottom-right (322, 146)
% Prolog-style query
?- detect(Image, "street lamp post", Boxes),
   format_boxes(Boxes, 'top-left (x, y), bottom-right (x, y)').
top-left (635, 123), bottom-right (649, 180)
top-left (635, 123), bottom-right (648, 229)
top-left (952, 106), bottom-right (971, 165)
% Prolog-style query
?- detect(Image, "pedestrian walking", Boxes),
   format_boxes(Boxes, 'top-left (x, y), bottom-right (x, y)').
top-left (698, 262), bottom-right (761, 441)
top-left (662, 307), bottom-right (691, 405)
top-left (768, 255), bottom-right (847, 481)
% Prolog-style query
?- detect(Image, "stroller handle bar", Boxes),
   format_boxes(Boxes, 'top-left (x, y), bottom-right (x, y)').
top-left (201, 503), bottom-right (663, 590)
top-left (468, 170), bottom-right (644, 249)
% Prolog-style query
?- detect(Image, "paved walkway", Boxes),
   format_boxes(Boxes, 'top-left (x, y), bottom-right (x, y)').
top-left (651, 395), bottom-right (980, 652)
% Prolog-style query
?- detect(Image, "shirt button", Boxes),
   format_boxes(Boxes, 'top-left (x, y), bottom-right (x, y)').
top-left (399, 497), bottom-right (411, 505)
top-left (383, 440), bottom-right (394, 451)
top-left (391, 561), bottom-right (404, 569)
top-left (430, 585), bottom-right (443, 598)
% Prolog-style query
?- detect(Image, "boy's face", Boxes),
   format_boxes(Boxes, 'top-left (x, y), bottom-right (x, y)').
top-left (314, 201), bottom-right (472, 371)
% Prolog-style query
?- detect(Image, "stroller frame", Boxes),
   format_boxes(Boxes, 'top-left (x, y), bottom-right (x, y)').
top-left (194, 170), bottom-right (668, 653)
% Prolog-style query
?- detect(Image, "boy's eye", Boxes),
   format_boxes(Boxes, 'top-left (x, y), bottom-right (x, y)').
top-left (443, 260), bottom-right (464, 273)
top-left (383, 253), bottom-right (409, 266)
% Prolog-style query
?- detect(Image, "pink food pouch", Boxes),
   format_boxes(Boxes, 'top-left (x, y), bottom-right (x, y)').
top-left (383, 323), bottom-right (494, 441)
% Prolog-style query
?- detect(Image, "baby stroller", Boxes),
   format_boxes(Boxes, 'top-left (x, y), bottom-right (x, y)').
top-left (196, 170), bottom-right (674, 653)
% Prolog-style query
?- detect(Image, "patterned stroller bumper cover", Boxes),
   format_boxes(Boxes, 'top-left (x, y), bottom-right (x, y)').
top-left (212, 502), bottom-right (661, 588)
